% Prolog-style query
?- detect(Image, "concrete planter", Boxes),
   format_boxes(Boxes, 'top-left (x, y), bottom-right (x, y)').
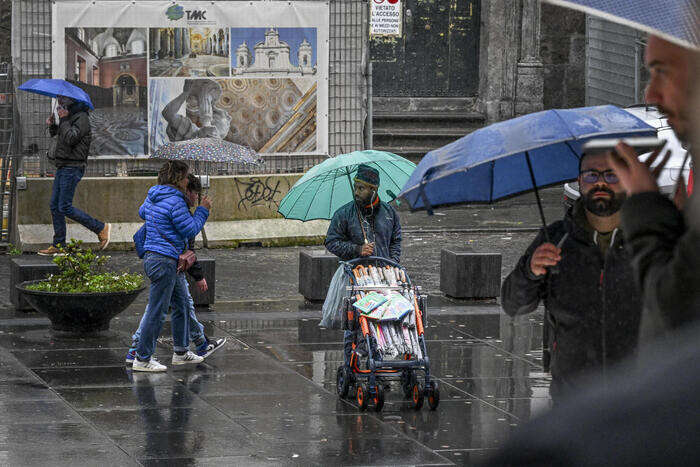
top-left (16, 280), bottom-right (145, 334)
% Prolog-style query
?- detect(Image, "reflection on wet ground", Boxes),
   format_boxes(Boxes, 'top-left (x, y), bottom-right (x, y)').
top-left (0, 300), bottom-right (549, 466)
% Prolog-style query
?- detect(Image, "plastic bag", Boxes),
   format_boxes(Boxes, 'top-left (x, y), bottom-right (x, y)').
top-left (319, 265), bottom-right (350, 329)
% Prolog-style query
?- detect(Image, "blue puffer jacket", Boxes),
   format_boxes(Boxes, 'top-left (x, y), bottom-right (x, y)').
top-left (139, 185), bottom-right (209, 260)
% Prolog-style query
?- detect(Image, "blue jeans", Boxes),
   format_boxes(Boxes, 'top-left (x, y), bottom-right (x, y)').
top-left (131, 282), bottom-right (206, 350)
top-left (135, 252), bottom-right (190, 359)
top-left (50, 166), bottom-right (105, 247)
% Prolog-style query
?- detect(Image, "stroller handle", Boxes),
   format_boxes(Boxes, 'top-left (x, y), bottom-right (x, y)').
top-left (344, 256), bottom-right (403, 269)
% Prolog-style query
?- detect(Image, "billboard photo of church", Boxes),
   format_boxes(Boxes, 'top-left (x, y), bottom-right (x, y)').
top-left (149, 77), bottom-right (316, 154)
top-left (231, 28), bottom-right (317, 77)
top-left (64, 27), bottom-right (148, 156)
top-left (149, 27), bottom-right (230, 77)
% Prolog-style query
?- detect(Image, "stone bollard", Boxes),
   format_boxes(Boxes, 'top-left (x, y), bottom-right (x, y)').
top-left (186, 257), bottom-right (215, 307)
top-left (440, 249), bottom-right (502, 299)
top-left (299, 250), bottom-right (339, 301)
top-left (10, 257), bottom-right (60, 311)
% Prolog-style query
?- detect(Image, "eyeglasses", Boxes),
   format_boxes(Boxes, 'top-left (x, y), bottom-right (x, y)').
top-left (580, 170), bottom-right (619, 184)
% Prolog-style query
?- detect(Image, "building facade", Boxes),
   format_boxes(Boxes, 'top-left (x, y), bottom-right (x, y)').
top-left (233, 28), bottom-right (316, 76)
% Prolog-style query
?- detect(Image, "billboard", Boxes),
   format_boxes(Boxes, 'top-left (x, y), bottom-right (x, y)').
top-left (53, 1), bottom-right (329, 157)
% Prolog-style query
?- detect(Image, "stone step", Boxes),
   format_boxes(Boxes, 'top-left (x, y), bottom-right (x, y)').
top-left (373, 128), bottom-right (467, 149)
top-left (373, 111), bottom-right (485, 130)
top-left (373, 146), bottom-right (434, 164)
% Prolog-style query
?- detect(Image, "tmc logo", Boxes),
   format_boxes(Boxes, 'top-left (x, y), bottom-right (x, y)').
top-left (165, 4), bottom-right (184, 20)
top-left (186, 10), bottom-right (207, 20)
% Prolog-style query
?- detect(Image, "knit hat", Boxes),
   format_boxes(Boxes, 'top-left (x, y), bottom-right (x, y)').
top-left (354, 164), bottom-right (380, 187)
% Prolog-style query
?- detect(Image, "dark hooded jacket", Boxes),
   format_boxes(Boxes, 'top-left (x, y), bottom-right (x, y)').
top-left (501, 201), bottom-right (642, 399)
top-left (621, 191), bottom-right (700, 343)
top-left (325, 200), bottom-right (401, 263)
top-left (48, 101), bottom-right (91, 168)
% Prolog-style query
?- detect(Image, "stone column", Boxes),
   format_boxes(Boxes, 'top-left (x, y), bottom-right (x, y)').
top-left (515, 0), bottom-right (544, 116)
top-left (182, 29), bottom-right (190, 56)
top-left (174, 28), bottom-right (182, 59)
top-left (152, 28), bottom-right (161, 59)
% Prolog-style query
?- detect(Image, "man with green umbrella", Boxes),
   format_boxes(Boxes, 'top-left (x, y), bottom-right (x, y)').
top-left (324, 164), bottom-right (402, 365)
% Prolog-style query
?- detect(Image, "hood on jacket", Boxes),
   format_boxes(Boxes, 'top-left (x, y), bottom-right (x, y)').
top-left (567, 199), bottom-right (623, 248)
top-left (67, 101), bottom-right (89, 114)
top-left (147, 184), bottom-right (186, 204)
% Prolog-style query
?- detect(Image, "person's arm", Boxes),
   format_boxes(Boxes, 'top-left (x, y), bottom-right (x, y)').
top-left (501, 229), bottom-right (550, 317)
top-left (325, 213), bottom-right (361, 261)
top-left (170, 201), bottom-right (209, 241)
top-left (58, 112), bottom-right (90, 147)
top-left (389, 208), bottom-right (402, 263)
top-left (622, 192), bottom-right (700, 328)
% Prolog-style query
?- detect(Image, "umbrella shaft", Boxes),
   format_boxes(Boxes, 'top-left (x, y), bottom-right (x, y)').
top-left (525, 151), bottom-right (551, 244)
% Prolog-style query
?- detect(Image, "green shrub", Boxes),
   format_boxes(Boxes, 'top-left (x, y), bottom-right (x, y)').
top-left (26, 239), bottom-right (144, 293)
top-left (7, 244), bottom-right (21, 256)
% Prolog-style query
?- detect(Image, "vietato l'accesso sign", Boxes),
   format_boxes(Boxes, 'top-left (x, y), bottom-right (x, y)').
top-left (370, 0), bottom-right (401, 37)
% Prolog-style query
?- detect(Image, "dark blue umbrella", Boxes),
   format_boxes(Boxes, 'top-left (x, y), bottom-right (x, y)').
top-left (18, 79), bottom-right (94, 110)
top-left (399, 105), bottom-right (656, 232)
top-left (544, 0), bottom-right (699, 50)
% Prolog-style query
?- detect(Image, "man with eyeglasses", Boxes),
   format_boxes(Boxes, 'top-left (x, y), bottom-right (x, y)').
top-left (501, 150), bottom-right (642, 403)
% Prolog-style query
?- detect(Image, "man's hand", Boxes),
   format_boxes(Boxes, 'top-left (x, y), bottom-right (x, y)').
top-left (530, 243), bottom-right (562, 277)
top-left (360, 242), bottom-right (374, 257)
top-left (673, 176), bottom-right (688, 210)
top-left (200, 196), bottom-right (212, 210)
top-left (57, 107), bottom-right (69, 119)
top-left (46, 114), bottom-right (55, 126)
top-left (608, 143), bottom-right (672, 195)
top-left (196, 278), bottom-right (208, 293)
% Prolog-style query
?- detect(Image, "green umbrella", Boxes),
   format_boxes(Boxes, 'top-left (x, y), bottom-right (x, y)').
top-left (278, 150), bottom-right (416, 221)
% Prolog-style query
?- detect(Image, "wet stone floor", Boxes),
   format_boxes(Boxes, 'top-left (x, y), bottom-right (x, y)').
top-left (0, 302), bottom-right (550, 466)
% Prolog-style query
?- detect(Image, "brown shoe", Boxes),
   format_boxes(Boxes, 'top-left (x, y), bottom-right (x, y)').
top-left (97, 223), bottom-right (111, 251)
top-left (37, 246), bottom-right (64, 256)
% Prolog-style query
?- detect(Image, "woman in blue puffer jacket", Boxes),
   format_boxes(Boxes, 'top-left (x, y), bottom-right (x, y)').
top-left (132, 160), bottom-right (211, 372)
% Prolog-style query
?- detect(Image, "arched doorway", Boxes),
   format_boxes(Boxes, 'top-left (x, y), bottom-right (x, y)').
top-left (114, 74), bottom-right (138, 106)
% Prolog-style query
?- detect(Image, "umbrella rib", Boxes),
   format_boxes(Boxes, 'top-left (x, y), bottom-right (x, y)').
top-left (302, 169), bottom-right (332, 220)
top-left (328, 167), bottom-right (337, 219)
top-left (372, 161), bottom-right (404, 194)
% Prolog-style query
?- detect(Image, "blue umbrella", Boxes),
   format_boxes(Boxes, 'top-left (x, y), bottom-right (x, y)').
top-left (399, 105), bottom-right (656, 234)
top-left (544, 0), bottom-right (699, 50)
top-left (18, 79), bottom-right (94, 110)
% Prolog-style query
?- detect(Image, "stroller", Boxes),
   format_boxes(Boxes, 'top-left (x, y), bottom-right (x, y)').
top-left (336, 256), bottom-right (440, 412)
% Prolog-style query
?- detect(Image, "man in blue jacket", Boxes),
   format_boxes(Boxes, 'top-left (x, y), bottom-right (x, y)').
top-left (324, 164), bottom-right (402, 364)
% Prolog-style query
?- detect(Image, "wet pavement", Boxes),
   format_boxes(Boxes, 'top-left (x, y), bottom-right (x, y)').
top-left (0, 188), bottom-right (563, 465)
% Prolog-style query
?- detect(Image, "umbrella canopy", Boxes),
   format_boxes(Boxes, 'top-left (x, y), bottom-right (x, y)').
top-left (18, 79), bottom-right (94, 110)
top-left (399, 105), bottom-right (656, 212)
top-left (278, 150), bottom-right (416, 221)
top-left (151, 137), bottom-right (262, 165)
top-left (544, 0), bottom-right (699, 50)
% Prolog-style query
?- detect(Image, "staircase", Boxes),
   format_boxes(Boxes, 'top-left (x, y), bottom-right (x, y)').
top-left (372, 111), bottom-right (486, 164)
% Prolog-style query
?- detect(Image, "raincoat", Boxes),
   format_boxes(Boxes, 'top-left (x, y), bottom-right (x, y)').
top-left (324, 200), bottom-right (401, 263)
top-left (501, 201), bottom-right (642, 399)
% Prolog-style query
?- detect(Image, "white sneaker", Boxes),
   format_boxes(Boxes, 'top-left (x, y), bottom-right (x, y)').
top-left (196, 337), bottom-right (227, 359)
top-left (172, 351), bottom-right (204, 365)
top-left (132, 357), bottom-right (167, 372)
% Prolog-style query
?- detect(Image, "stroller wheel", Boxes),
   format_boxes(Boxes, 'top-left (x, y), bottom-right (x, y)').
top-left (411, 382), bottom-right (424, 410)
top-left (427, 381), bottom-right (440, 410)
top-left (356, 383), bottom-right (369, 411)
top-left (372, 383), bottom-right (385, 412)
top-left (336, 366), bottom-right (351, 399)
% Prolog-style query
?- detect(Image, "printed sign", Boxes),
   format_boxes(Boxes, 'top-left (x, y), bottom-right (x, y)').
top-left (52, 1), bottom-right (329, 157)
top-left (370, 0), bottom-right (401, 37)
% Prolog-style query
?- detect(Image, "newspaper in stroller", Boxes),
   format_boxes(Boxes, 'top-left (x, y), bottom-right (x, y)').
top-left (336, 256), bottom-right (439, 412)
